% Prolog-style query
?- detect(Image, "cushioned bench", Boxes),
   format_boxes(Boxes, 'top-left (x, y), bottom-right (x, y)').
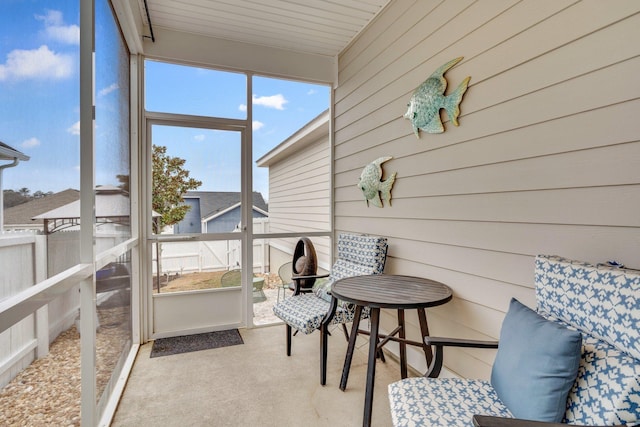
top-left (388, 255), bottom-right (640, 426)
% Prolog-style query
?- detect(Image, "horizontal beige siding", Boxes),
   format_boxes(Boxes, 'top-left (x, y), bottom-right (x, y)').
top-left (335, 0), bottom-right (640, 377)
top-left (266, 133), bottom-right (332, 267)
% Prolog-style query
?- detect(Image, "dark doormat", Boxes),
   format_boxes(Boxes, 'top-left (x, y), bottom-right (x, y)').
top-left (150, 329), bottom-right (243, 358)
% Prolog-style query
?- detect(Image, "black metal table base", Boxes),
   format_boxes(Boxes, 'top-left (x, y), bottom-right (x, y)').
top-left (340, 307), bottom-right (436, 426)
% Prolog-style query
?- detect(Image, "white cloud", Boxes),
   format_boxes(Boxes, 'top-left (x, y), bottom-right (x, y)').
top-left (194, 134), bottom-right (205, 141)
top-left (238, 104), bottom-right (247, 112)
top-left (252, 121), bottom-right (264, 131)
top-left (99, 83), bottom-right (119, 97)
top-left (307, 89), bottom-right (317, 95)
top-left (35, 10), bottom-right (79, 45)
top-left (67, 121), bottom-right (80, 135)
top-left (21, 137), bottom-right (40, 149)
top-left (0, 45), bottom-right (74, 81)
top-left (252, 94), bottom-right (287, 110)
top-left (36, 10), bottom-right (64, 27)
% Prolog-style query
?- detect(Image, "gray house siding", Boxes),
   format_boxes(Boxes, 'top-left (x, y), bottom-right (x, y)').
top-left (204, 207), bottom-right (267, 233)
top-left (334, 0), bottom-right (640, 378)
top-left (174, 192), bottom-right (268, 234)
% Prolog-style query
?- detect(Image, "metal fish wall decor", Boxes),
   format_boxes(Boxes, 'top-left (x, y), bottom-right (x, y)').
top-left (404, 57), bottom-right (470, 137)
top-left (357, 156), bottom-right (397, 208)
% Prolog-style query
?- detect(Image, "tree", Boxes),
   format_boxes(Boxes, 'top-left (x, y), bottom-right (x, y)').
top-left (151, 144), bottom-right (202, 233)
top-left (2, 188), bottom-right (52, 208)
top-left (2, 189), bottom-right (28, 208)
top-left (116, 174), bottom-right (130, 193)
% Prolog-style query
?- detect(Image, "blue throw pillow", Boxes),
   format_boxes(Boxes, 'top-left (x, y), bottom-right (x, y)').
top-left (491, 298), bottom-right (582, 422)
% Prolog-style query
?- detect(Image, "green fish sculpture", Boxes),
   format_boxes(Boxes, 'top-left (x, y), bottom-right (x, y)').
top-left (404, 56), bottom-right (470, 137)
top-left (357, 156), bottom-right (397, 208)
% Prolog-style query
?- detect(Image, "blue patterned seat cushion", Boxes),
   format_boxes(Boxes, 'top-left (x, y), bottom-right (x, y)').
top-left (564, 335), bottom-right (640, 425)
top-left (388, 377), bottom-right (512, 427)
top-left (272, 293), bottom-right (368, 335)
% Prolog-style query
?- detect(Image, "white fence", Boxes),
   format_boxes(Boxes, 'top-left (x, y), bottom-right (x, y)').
top-left (0, 233), bottom-right (47, 388)
top-left (152, 238), bottom-right (269, 276)
top-left (0, 231), bottom-right (126, 388)
top-left (153, 218), bottom-right (270, 275)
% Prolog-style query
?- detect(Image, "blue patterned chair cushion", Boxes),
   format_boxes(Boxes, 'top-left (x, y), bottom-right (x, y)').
top-left (336, 232), bottom-right (388, 272)
top-left (272, 293), bottom-right (366, 334)
top-left (312, 233), bottom-right (388, 303)
top-left (388, 377), bottom-right (512, 427)
top-left (535, 255), bottom-right (640, 360)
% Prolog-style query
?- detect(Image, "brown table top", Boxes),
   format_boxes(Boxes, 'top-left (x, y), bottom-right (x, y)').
top-left (331, 274), bottom-right (453, 310)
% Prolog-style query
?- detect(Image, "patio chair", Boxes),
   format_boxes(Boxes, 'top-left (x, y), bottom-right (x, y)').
top-left (388, 255), bottom-right (640, 426)
top-left (220, 269), bottom-right (266, 303)
top-left (277, 261), bottom-right (293, 303)
top-left (272, 233), bottom-right (388, 385)
top-left (220, 269), bottom-right (241, 287)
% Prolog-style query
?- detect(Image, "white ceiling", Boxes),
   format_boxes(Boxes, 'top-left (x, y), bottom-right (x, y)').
top-left (138, 0), bottom-right (391, 57)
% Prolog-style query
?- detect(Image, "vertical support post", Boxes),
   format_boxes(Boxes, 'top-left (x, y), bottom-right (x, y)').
top-left (129, 54), bottom-right (141, 346)
top-left (34, 235), bottom-right (49, 358)
top-left (0, 168), bottom-right (3, 233)
top-left (79, 0), bottom-right (96, 424)
top-left (243, 74), bottom-right (252, 327)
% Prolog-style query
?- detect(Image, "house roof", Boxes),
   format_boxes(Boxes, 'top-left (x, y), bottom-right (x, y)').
top-left (29, 186), bottom-right (136, 234)
top-left (3, 189), bottom-right (79, 226)
top-left (184, 191), bottom-right (268, 220)
top-left (33, 186), bottom-right (130, 220)
top-left (0, 141), bottom-right (29, 162)
top-left (257, 109), bottom-right (329, 167)
top-left (139, 0), bottom-right (391, 57)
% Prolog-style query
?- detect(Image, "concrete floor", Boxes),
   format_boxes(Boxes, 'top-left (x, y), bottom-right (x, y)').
top-left (111, 324), bottom-right (403, 427)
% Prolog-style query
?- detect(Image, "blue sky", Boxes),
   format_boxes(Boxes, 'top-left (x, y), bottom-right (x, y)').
top-left (1, 1), bottom-right (80, 193)
top-left (146, 62), bottom-right (330, 197)
top-left (1, 0), bottom-right (329, 201)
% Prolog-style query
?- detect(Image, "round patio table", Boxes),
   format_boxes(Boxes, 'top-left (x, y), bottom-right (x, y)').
top-left (332, 274), bottom-right (453, 427)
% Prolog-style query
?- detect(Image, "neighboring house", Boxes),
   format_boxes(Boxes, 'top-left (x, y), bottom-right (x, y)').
top-left (31, 186), bottom-right (133, 276)
top-left (256, 109), bottom-right (331, 270)
top-left (174, 191), bottom-right (268, 234)
top-left (32, 186), bottom-right (131, 235)
top-left (3, 189), bottom-right (80, 233)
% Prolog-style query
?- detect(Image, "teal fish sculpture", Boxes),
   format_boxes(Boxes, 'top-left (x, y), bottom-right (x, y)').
top-left (404, 56), bottom-right (470, 137)
top-left (357, 157), bottom-right (397, 208)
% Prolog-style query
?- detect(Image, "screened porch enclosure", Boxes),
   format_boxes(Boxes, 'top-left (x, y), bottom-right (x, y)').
top-left (1, 0), bottom-right (639, 426)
